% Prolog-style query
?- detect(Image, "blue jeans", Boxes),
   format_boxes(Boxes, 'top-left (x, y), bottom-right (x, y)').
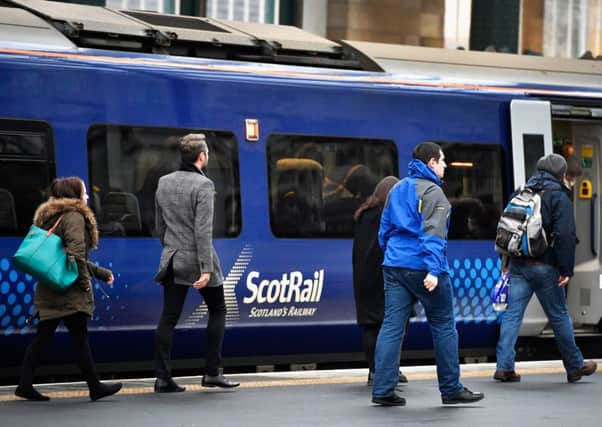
top-left (373, 267), bottom-right (463, 399)
top-left (496, 262), bottom-right (584, 373)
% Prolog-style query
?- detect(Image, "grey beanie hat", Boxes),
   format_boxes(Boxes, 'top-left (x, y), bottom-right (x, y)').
top-left (536, 153), bottom-right (567, 179)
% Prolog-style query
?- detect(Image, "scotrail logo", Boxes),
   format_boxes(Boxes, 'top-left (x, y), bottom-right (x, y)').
top-left (183, 245), bottom-right (325, 324)
top-left (243, 270), bottom-right (324, 304)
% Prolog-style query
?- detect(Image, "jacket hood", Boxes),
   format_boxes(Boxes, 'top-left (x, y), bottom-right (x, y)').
top-left (526, 171), bottom-right (564, 192)
top-left (33, 197), bottom-right (99, 248)
top-left (408, 159), bottom-right (442, 186)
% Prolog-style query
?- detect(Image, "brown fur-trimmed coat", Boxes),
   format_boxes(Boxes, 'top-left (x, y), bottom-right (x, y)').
top-left (32, 198), bottom-right (112, 321)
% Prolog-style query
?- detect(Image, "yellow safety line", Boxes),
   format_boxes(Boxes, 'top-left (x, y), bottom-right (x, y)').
top-left (0, 367), bottom-right (570, 402)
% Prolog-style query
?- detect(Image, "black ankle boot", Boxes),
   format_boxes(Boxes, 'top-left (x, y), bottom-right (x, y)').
top-left (15, 385), bottom-right (50, 401)
top-left (89, 382), bottom-right (122, 401)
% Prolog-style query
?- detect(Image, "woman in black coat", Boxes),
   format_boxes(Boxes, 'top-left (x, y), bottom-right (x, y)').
top-left (352, 176), bottom-right (409, 385)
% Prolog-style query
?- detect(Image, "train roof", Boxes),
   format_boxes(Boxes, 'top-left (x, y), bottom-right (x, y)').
top-left (1, 0), bottom-right (601, 101)
top-left (0, 0), bottom-right (375, 71)
top-left (343, 41), bottom-right (602, 89)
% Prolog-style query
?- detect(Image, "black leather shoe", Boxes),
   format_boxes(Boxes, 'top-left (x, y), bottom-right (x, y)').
top-left (154, 378), bottom-right (186, 393)
top-left (201, 374), bottom-right (240, 388)
top-left (372, 391), bottom-right (406, 406)
top-left (442, 387), bottom-right (484, 404)
top-left (89, 382), bottom-right (122, 401)
top-left (493, 369), bottom-right (521, 382)
top-left (15, 385), bottom-right (50, 401)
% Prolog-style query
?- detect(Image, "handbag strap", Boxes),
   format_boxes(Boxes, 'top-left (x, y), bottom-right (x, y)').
top-left (45, 214), bottom-right (65, 237)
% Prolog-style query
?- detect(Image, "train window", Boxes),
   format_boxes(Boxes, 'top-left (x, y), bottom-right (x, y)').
top-left (266, 134), bottom-right (398, 238)
top-left (87, 125), bottom-right (241, 238)
top-left (0, 120), bottom-right (56, 236)
top-left (439, 142), bottom-right (504, 240)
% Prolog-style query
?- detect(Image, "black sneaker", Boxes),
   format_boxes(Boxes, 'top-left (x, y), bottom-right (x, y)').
top-left (442, 387), bottom-right (484, 405)
top-left (372, 391), bottom-right (406, 406)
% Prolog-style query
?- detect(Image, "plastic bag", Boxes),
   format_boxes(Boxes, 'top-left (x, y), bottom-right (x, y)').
top-left (492, 271), bottom-right (510, 312)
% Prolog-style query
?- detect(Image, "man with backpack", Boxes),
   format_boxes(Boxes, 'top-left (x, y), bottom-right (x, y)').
top-left (494, 153), bottom-right (597, 383)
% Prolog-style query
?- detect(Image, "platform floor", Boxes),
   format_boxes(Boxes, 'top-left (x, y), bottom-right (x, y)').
top-left (1, 360), bottom-right (600, 427)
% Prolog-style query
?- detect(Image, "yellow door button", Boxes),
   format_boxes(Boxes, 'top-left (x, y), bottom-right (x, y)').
top-left (579, 179), bottom-right (593, 199)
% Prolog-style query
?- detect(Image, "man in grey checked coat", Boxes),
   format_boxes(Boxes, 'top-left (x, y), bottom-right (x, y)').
top-left (153, 133), bottom-right (239, 392)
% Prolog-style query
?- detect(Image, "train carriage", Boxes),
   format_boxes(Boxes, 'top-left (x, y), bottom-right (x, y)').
top-left (0, 0), bottom-right (601, 378)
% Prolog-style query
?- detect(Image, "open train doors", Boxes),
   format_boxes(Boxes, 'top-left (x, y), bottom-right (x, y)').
top-left (551, 103), bottom-right (602, 334)
top-left (510, 100), bottom-right (554, 336)
top-left (511, 99), bottom-right (602, 336)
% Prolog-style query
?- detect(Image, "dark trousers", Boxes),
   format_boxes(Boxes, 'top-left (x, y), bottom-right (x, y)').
top-left (362, 316), bottom-right (410, 374)
top-left (361, 324), bottom-right (381, 374)
top-left (154, 274), bottom-right (227, 378)
top-left (19, 313), bottom-right (100, 388)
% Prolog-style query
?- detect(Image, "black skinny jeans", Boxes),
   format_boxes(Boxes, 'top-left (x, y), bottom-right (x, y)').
top-left (154, 273), bottom-right (227, 379)
top-left (20, 313), bottom-right (100, 388)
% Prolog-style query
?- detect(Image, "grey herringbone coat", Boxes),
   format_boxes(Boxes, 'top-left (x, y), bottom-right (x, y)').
top-left (154, 169), bottom-right (223, 287)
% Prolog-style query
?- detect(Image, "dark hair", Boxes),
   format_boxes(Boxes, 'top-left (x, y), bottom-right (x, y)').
top-left (344, 164), bottom-right (376, 199)
top-left (295, 143), bottom-right (324, 165)
top-left (50, 177), bottom-right (84, 199)
top-left (413, 142), bottom-right (442, 164)
top-left (179, 133), bottom-right (208, 164)
top-left (353, 176), bottom-right (399, 222)
top-left (566, 155), bottom-right (583, 178)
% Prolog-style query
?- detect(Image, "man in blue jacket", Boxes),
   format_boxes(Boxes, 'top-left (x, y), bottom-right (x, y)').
top-left (494, 153), bottom-right (597, 383)
top-left (371, 142), bottom-right (484, 406)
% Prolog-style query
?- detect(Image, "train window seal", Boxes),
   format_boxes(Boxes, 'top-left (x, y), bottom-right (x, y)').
top-left (437, 141), bottom-right (505, 241)
top-left (0, 119), bottom-right (55, 160)
top-left (87, 123), bottom-right (242, 239)
top-left (0, 118), bottom-right (56, 237)
top-left (266, 133), bottom-right (399, 239)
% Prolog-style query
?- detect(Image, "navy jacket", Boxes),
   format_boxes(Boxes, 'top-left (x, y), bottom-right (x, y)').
top-left (524, 171), bottom-right (577, 276)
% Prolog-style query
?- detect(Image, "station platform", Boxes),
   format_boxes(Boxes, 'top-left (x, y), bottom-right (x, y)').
top-left (1, 360), bottom-right (600, 426)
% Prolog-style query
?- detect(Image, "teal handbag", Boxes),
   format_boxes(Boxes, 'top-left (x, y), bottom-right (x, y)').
top-left (13, 215), bottom-right (79, 292)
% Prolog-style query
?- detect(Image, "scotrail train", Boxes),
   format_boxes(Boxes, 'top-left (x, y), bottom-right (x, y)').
top-left (1, 0), bottom-right (601, 378)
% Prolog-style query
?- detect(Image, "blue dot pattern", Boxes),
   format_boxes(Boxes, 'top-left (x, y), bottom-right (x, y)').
top-left (1, 254), bottom-right (499, 334)
top-left (0, 257), bottom-right (37, 336)
top-left (412, 257), bottom-right (501, 324)
top-left (0, 257), bottom-right (122, 336)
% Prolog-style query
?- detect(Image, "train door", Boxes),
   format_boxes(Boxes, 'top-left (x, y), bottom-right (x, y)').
top-left (552, 104), bottom-right (602, 333)
top-left (509, 100), bottom-right (554, 335)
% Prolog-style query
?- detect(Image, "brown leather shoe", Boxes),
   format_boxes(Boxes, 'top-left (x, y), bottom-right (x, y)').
top-left (567, 360), bottom-right (598, 383)
top-left (493, 369), bottom-right (521, 382)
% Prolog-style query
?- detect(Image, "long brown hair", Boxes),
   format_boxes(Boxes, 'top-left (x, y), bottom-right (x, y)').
top-left (50, 177), bottom-right (84, 199)
top-left (353, 176), bottom-right (399, 222)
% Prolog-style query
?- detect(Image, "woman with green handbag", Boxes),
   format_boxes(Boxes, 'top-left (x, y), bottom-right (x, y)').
top-left (15, 177), bottom-right (122, 402)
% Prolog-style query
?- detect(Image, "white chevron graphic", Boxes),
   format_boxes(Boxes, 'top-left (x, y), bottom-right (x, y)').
top-left (182, 244), bottom-right (253, 327)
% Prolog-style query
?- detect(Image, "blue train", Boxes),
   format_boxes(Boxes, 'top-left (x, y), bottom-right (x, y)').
top-left (1, 0), bottom-right (601, 377)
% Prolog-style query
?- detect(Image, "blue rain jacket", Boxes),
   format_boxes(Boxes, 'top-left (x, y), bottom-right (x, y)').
top-left (379, 159), bottom-right (451, 276)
